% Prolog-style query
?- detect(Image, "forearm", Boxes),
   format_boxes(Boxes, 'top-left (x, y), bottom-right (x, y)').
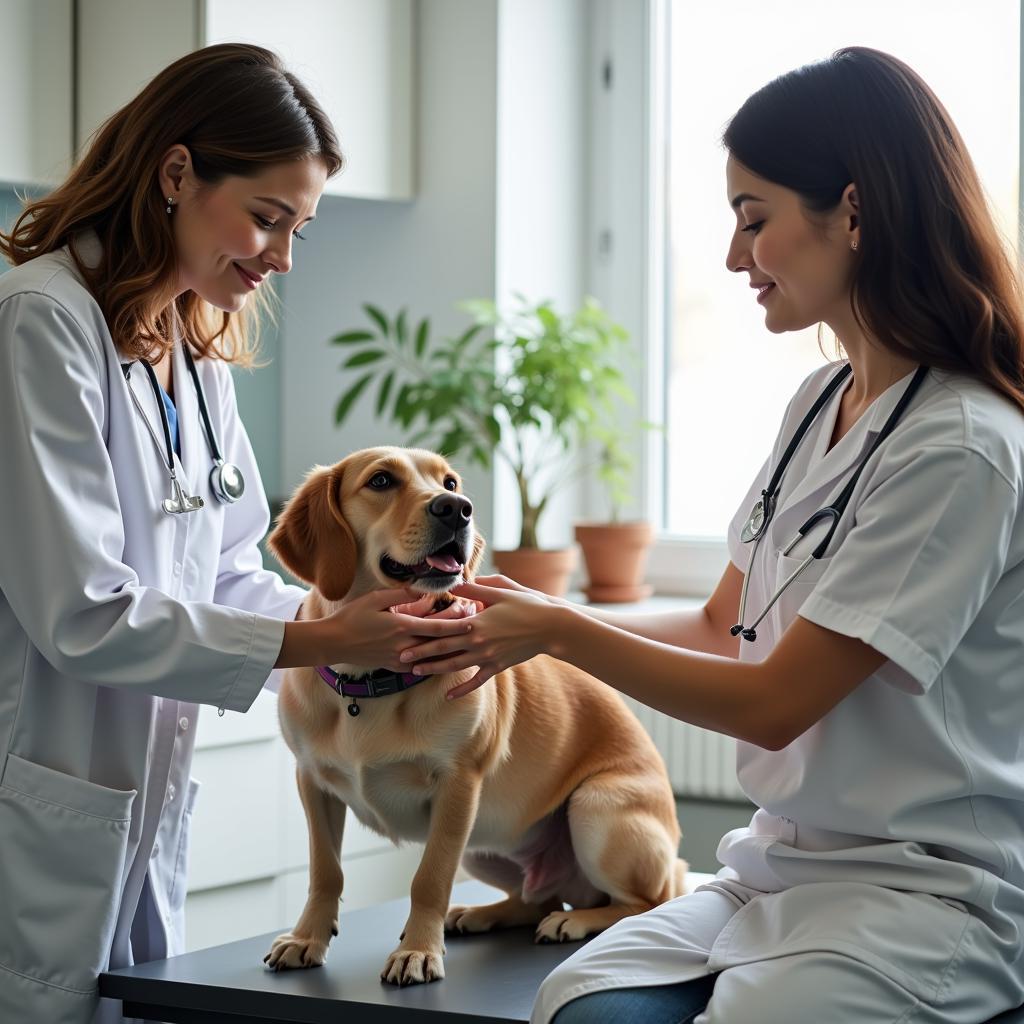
top-left (274, 617), bottom-right (329, 669)
top-left (576, 603), bottom-right (740, 658)
top-left (548, 605), bottom-right (778, 748)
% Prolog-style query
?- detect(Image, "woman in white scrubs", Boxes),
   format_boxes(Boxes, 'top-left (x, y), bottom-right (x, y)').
top-left (0, 44), bottom-right (473, 1024)
top-left (404, 47), bottom-right (1024, 1023)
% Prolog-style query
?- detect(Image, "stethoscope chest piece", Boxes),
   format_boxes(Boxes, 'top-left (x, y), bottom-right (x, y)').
top-left (211, 460), bottom-right (245, 504)
top-left (740, 494), bottom-right (772, 543)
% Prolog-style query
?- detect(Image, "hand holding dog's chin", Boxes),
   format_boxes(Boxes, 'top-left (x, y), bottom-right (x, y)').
top-left (308, 588), bottom-right (475, 672)
top-left (400, 586), bottom-right (573, 698)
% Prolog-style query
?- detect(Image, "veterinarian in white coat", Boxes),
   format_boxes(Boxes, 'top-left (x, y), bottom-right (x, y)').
top-left (0, 45), bottom-right (473, 1024)
top-left (406, 48), bottom-right (1024, 1024)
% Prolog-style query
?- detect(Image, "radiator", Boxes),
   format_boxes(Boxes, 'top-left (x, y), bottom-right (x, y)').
top-left (622, 696), bottom-right (746, 801)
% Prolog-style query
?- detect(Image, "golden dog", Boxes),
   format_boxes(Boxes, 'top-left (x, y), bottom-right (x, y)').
top-left (263, 447), bottom-right (686, 985)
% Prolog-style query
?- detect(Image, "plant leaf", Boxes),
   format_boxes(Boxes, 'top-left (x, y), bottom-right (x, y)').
top-left (395, 309), bottom-right (408, 347)
top-left (334, 372), bottom-right (374, 425)
top-left (343, 349), bottom-right (386, 368)
top-left (414, 318), bottom-right (430, 358)
top-left (329, 330), bottom-right (375, 345)
top-left (375, 370), bottom-right (395, 417)
top-left (363, 303), bottom-right (389, 337)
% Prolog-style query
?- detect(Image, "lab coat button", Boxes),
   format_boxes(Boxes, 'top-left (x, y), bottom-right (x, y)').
top-left (173, 561), bottom-right (182, 576)
top-left (178, 716), bottom-right (189, 731)
top-left (168, 784), bottom-right (176, 801)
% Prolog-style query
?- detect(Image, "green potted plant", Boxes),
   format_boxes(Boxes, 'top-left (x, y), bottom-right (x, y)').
top-left (330, 295), bottom-right (637, 596)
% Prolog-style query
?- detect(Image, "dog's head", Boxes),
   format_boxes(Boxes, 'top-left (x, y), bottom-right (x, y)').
top-left (268, 447), bottom-right (485, 602)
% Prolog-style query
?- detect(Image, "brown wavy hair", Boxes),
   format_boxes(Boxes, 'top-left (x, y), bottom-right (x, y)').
top-left (0, 43), bottom-right (343, 366)
top-left (723, 45), bottom-right (1024, 413)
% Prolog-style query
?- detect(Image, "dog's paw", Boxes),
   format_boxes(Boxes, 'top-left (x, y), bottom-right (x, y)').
top-left (534, 911), bottom-right (590, 944)
top-left (263, 931), bottom-right (331, 970)
top-left (380, 947), bottom-right (445, 985)
top-left (444, 905), bottom-right (507, 937)
top-left (444, 904), bottom-right (492, 934)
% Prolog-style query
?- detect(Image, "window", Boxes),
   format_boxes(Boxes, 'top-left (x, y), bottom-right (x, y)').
top-left (658, 0), bottom-right (1020, 548)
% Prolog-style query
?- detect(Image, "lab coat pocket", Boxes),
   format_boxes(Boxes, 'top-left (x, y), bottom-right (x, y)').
top-left (0, 753), bottom-right (136, 995)
top-left (772, 551), bottom-right (832, 631)
top-left (168, 776), bottom-right (201, 915)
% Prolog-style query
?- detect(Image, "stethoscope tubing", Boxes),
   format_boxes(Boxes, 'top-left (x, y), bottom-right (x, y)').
top-left (733, 364), bottom-right (929, 642)
top-left (121, 344), bottom-right (244, 514)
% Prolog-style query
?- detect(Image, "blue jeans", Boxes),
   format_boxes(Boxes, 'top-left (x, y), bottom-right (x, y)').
top-left (550, 974), bottom-right (717, 1024)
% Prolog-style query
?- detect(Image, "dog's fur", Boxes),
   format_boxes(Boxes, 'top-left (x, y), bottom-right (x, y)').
top-left (263, 447), bottom-right (686, 985)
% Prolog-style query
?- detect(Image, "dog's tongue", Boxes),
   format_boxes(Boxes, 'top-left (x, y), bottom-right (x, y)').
top-left (425, 552), bottom-right (462, 573)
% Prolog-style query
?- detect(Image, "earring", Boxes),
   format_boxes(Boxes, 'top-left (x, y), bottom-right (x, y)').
top-left (851, 239), bottom-right (859, 251)
top-left (166, 196), bottom-right (174, 215)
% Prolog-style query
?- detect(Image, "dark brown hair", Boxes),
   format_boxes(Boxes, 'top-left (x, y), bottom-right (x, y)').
top-left (0, 43), bottom-right (343, 366)
top-left (724, 45), bottom-right (1024, 413)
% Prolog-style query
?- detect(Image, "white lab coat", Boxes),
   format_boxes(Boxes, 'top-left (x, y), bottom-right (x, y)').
top-left (534, 363), bottom-right (1024, 1023)
top-left (0, 231), bottom-right (307, 1024)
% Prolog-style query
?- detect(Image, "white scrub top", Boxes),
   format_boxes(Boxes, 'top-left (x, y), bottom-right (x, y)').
top-left (533, 362), bottom-right (1024, 1023)
top-left (0, 231), bottom-right (307, 1024)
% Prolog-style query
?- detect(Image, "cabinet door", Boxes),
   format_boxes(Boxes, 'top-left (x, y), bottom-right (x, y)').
top-left (0, 0), bottom-right (73, 186)
top-left (75, 0), bottom-right (200, 157)
top-left (203, 0), bottom-right (414, 200)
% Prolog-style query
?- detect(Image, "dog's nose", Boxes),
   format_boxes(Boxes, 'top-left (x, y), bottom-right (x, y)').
top-left (428, 493), bottom-right (473, 524)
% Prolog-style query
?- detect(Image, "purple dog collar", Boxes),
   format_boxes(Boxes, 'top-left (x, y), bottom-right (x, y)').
top-left (316, 664), bottom-right (427, 717)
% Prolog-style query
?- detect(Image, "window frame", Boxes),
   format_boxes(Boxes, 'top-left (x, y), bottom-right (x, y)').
top-left (586, 0), bottom-right (729, 597)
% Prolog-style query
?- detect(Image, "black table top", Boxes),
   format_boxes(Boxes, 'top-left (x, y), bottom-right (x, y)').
top-left (98, 877), bottom-right (1024, 1024)
top-left (99, 881), bottom-right (583, 1023)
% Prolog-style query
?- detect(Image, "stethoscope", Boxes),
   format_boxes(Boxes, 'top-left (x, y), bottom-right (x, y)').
top-left (732, 362), bottom-right (929, 642)
top-left (121, 344), bottom-right (245, 515)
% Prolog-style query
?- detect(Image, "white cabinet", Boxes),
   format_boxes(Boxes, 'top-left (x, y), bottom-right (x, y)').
top-left (0, 0), bottom-right (73, 187)
top-left (204, 0), bottom-right (414, 200)
top-left (74, 0), bottom-right (414, 200)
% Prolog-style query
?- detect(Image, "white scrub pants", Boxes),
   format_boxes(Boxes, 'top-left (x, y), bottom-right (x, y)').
top-left (532, 883), bottom-right (1021, 1024)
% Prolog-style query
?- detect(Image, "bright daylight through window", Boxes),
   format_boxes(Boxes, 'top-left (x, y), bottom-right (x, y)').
top-left (662, 0), bottom-right (1020, 539)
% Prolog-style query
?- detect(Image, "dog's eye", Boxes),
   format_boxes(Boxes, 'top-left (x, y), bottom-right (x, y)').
top-left (367, 472), bottom-right (392, 490)
top-left (443, 477), bottom-right (458, 492)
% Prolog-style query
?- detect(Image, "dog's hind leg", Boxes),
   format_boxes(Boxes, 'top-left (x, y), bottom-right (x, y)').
top-left (445, 851), bottom-right (561, 934)
top-left (534, 772), bottom-right (683, 944)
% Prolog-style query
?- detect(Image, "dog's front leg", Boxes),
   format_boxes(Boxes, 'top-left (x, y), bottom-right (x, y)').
top-left (264, 765), bottom-right (346, 970)
top-left (381, 768), bottom-right (483, 985)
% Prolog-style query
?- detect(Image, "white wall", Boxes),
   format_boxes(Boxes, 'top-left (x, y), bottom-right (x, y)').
top-left (277, 0), bottom-right (500, 546)
top-left (274, 0), bottom-right (592, 557)
top-left (493, 0), bottom-right (590, 550)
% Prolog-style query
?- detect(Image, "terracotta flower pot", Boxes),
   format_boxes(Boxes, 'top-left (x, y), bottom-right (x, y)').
top-left (574, 521), bottom-right (654, 603)
top-left (491, 546), bottom-right (578, 598)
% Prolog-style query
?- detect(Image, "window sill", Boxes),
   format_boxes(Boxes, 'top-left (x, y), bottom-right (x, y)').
top-left (566, 591), bottom-right (704, 612)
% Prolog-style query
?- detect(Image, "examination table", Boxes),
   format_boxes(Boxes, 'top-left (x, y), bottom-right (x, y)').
top-left (99, 875), bottom-right (1024, 1023)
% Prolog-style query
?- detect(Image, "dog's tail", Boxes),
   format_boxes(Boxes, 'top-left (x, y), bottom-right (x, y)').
top-left (671, 857), bottom-right (689, 900)
top-left (656, 856), bottom-right (689, 903)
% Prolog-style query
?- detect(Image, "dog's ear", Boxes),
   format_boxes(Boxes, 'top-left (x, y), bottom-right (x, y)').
top-left (268, 463), bottom-right (358, 601)
top-left (464, 530), bottom-right (486, 582)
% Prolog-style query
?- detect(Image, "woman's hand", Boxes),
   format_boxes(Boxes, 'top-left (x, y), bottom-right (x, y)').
top-left (318, 588), bottom-right (476, 671)
top-left (389, 592), bottom-right (482, 620)
top-left (398, 577), bottom-right (569, 698)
